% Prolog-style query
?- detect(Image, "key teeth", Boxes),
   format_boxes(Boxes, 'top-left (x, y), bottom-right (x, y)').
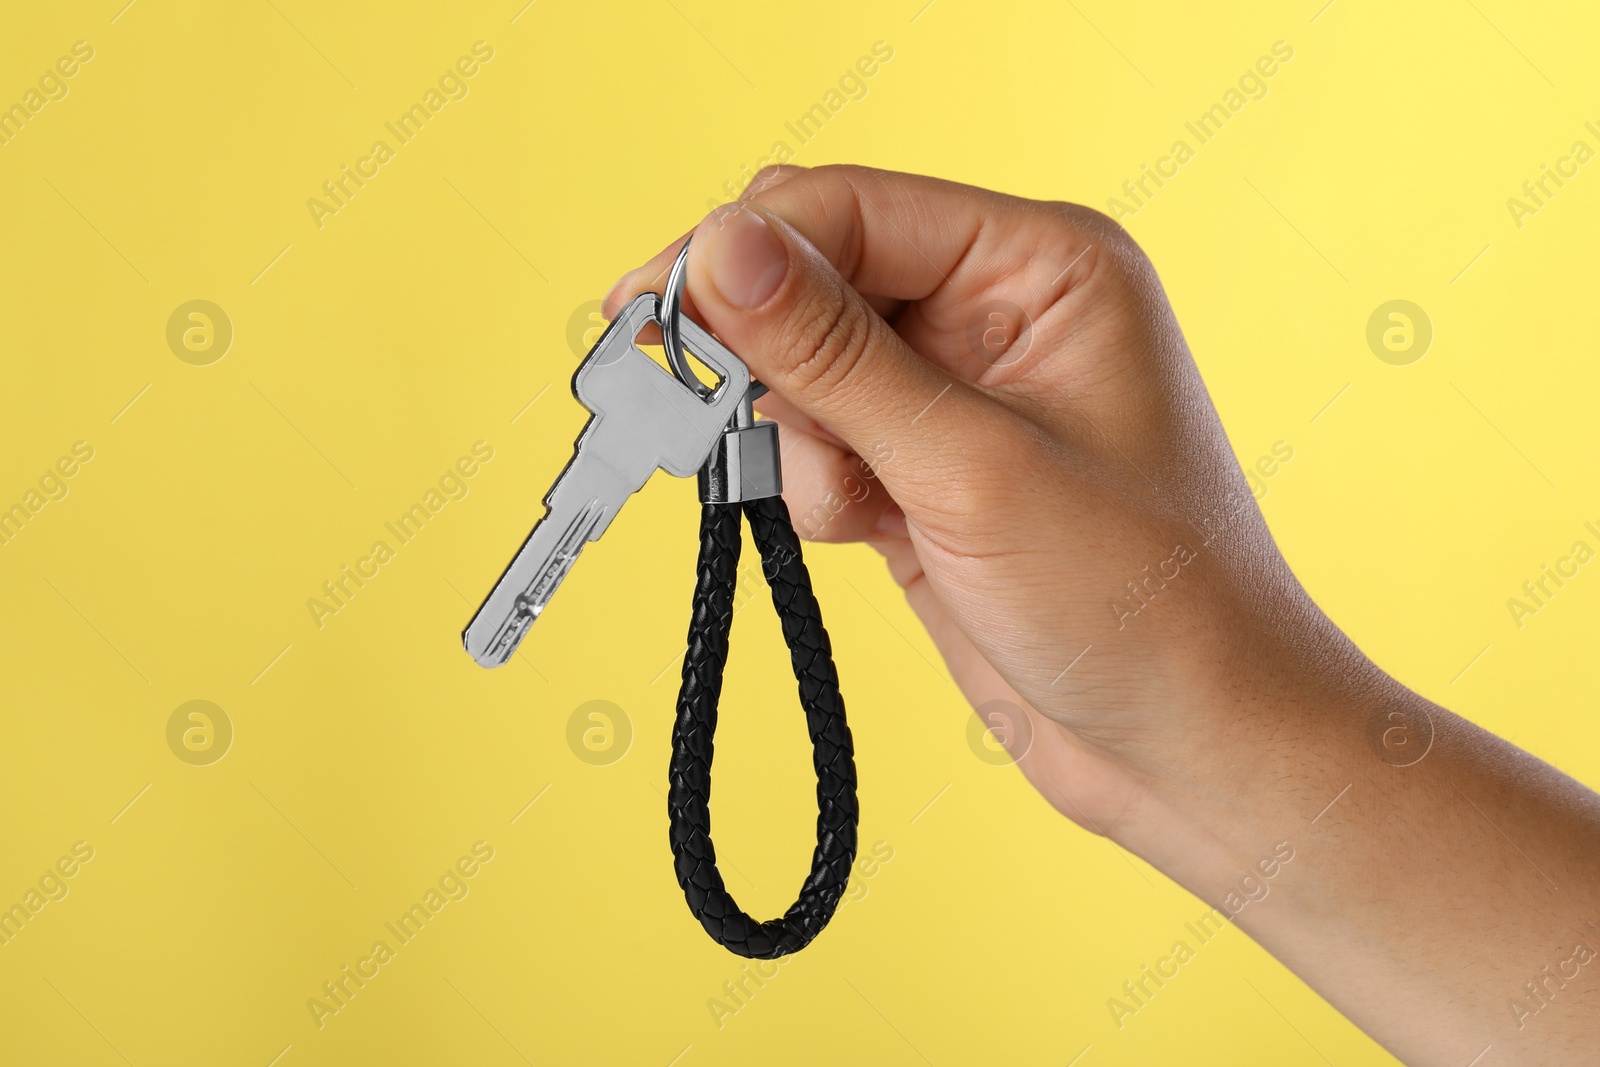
top-left (463, 596), bottom-right (537, 668)
top-left (461, 499), bottom-right (607, 669)
top-left (462, 631), bottom-right (510, 669)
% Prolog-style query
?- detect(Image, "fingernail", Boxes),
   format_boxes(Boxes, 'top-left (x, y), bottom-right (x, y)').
top-left (703, 207), bottom-right (788, 309)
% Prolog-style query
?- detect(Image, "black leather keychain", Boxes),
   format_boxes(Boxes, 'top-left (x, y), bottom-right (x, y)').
top-left (462, 240), bottom-right (859, 957)
top-left (670, 469), bottom-right (859, 959)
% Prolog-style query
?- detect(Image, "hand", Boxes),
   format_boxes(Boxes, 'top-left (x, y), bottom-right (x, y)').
top-left (606, 164), bottom-right (1349, 841)
top-left (606, 165), bottom-right (1600, 1066)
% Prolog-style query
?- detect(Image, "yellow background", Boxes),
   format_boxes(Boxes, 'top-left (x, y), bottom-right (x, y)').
top-left (3, 0), bottom-right (1597, 1063)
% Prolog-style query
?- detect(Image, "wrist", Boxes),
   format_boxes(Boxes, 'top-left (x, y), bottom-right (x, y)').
top-left (1107, 617), bottom-right (1401, 902)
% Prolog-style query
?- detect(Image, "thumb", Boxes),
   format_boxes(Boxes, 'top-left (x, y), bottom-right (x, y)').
top-left (686, 203), bottom-right (999, 513)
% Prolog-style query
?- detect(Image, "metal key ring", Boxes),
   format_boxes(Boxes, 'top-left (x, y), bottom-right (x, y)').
top-left (659, 239), bottom-right (714, 400)
top-left (659, 235), bottom-right (768, 406)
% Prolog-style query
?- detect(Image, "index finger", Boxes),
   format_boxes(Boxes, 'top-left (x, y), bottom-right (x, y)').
top-left (607, 164), bottom-right (1096, 314)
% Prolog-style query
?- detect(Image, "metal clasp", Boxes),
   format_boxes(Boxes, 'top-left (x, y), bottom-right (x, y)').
top-left (698, 383), bottom-right (782, 503)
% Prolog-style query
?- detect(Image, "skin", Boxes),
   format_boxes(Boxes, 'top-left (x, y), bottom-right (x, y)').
top-left (605, 165), bottom-right (1600, 1065)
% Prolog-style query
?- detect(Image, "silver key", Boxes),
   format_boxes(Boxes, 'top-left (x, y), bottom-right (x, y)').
top-left (462, 292), bottom-right (750, 667)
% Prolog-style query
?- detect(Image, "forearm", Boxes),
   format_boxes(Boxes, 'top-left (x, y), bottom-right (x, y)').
top-left (1120, 659), bottom-right (1600, 1065)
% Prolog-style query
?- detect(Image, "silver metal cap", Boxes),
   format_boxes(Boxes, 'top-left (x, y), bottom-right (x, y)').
top-left (699, 421), bottom-right (782, 503)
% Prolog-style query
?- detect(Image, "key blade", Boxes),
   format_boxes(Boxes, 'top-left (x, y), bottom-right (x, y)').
top-left (462, 496), bottom-right (608, 667)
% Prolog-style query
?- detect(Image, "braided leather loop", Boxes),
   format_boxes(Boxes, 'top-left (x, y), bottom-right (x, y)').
top-left (668, 496), bottom-right (859, 958)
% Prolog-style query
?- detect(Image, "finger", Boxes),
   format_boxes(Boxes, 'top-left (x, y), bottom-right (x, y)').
top-left (776, 427), bottom-right (894, 544)
top-left (737, 164), bottom-right (1103, 310)
top-left (737, 164), bottom-right (992, 303)
top-left (601, 231), bottom-right (693, 345)
top-left (739, 163), bottom-right (807, 199)
top-left (871, 501), bottom-right (908, 540)
top-left (753, 389), bottom-right (849, 451)
top-left (760, 400), bottom-right (906, 540)
top-left (684, 200), bottom-right (1007, 515)
top-left (737, 166), bottom-right (1113, 387)
top-left (603, 232), bottom-right (764, 348)
top-left (605, 160), bottom-right (972, 328)
top-left (622, 165), bottom-right (1110, 386)
top-left (607, 240), bottom-right (898, 327)
top-left (604, 170), bottom-right (908, 336)
top-left (604, 232), bottom-right (899, 326)
top-left (599, 164), bottom-right (801, 320)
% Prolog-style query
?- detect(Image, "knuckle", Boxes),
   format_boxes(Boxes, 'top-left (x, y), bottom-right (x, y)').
top-left (741, 163), bottom-right (797, 199)
top-left (1068, 202), bottom-right (1158, 275)
top-left (746, 163), bottom-right (839, 208)
top-left (1041, 199), bottom-right (1126, 244)
top-left (781, 163), bottom-right (868, 218)
top-left (808, 162), bottom-right (870, 187)
top-left (1039, 200), bottom-right (1150, 282)
top-left (750, 163), bottom-right (789, 185)
top-left (785, 287), bottom-right (874, 398)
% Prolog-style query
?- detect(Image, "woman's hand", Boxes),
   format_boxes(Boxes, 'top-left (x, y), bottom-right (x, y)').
top-left (606, 165), bottom-right (1600, 1066)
